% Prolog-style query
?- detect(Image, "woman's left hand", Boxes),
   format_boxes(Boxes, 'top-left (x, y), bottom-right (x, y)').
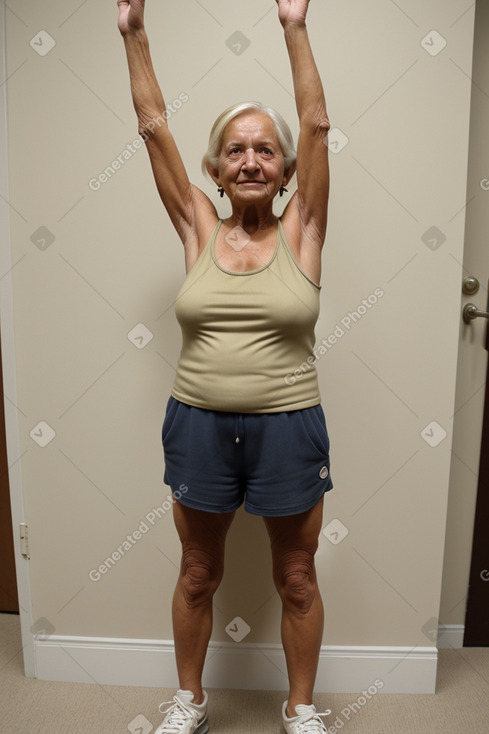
top-left (275, 0), bottom-right (310, 28)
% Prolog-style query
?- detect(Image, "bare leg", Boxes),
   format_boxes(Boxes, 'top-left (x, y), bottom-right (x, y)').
top-left (263, 497), bottom-right (325, 717)
top-left (172, 501), bottom-right (235, 704)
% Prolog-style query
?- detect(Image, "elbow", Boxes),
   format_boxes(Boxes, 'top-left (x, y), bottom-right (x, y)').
top-left (137, 109), bottom-right (168, 140)
top-left (316, 116), bottom-right (331, 136)
top-left (313, 105), bottom-right (331, 136)
top-left (301, 107), bottom-right (331, 140)
top-left (314, 117), bottom-right (330, 143)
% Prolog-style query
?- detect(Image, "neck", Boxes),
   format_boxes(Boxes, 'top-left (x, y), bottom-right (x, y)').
top-left (228, 205), bottom-right (277, 234)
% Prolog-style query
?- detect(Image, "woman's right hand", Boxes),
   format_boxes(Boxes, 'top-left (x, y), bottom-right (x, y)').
top-left (117, 0), bottom-right (145, 35)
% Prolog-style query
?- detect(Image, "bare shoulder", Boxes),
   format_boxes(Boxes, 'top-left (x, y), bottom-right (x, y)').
top-left (280, 193), bottom-right (325, 285)
top-left (279, 195), bottom-right (302, 255)
top-left (181, 184), bottom-right (221, 272)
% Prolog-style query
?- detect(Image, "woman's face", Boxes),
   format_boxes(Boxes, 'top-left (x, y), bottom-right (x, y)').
top-left (215, 112), bottom-right (287, 204)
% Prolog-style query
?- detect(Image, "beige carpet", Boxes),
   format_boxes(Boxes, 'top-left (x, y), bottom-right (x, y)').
top-left (1, 613), bottom-right (488, 733)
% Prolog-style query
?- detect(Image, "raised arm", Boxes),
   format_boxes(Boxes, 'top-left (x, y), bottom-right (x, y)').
top-left (277, 0), bottom-right (331, 251)
top-left (117, 0), bottom-right (213, 252)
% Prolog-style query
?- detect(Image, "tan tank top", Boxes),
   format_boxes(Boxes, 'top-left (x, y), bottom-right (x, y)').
top-left (171, 219), bottom-right (321, 413)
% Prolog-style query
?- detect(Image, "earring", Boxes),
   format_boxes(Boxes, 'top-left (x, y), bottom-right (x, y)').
top-left (279, 186), bottom-right (288, 198)
top-left (217, 186), bottom-right (224, 198)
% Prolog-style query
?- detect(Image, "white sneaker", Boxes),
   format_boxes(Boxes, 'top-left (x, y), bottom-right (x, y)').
top-left (155, 689), bottom-right (209, 734)
top-left (282, 701), bottom-right (332, 733)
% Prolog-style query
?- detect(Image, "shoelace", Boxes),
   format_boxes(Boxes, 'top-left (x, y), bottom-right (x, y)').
top-left (295, 709), bottom-right (332, 734)
top-left (157, 697), bottom-right (198, 733)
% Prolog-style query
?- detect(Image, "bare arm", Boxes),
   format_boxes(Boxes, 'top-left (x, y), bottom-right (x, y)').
top-left (117, 0), bottom-right (214, 251)
top-left (277, 0), bottom-right (331, 251)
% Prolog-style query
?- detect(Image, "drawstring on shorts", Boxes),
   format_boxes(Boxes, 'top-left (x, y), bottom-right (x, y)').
top-left (234, 414), bottom-right (244, 444)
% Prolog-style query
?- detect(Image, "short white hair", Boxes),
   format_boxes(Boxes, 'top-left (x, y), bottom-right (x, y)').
top-left (201, 101), bottom-right (296, 177)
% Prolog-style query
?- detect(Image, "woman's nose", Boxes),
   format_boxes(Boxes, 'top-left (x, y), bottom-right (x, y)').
top-left (242, 149), bottom-right (259, 171)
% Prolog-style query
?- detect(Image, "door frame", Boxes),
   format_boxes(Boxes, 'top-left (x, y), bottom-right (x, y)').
top-left (463, 314), bottom-right (489, 645)
top-left (0, 4), bottom-right (35, 676)
top-left (0, 332), bottom-right (19, 613)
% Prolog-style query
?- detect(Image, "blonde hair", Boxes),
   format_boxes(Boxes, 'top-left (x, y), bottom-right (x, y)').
top-left (201, 101), bottom-right (296, 177)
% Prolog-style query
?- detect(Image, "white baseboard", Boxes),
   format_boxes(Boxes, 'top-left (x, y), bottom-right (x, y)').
top-left (34, 635), bottom-right (438, 694)
top-left (437, 624), bottom-right (465, 649)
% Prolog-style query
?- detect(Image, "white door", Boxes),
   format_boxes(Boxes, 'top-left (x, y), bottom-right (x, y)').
top-left (440, 0), bottom-right (489, 647)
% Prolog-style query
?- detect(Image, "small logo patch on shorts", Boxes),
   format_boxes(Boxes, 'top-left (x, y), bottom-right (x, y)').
top-left (319, 466), bottom-right (329, 479)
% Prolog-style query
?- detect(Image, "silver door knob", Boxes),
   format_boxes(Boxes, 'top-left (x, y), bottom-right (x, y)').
top-left (463, 303), bottom-right (489, 324)
top-left (462, 276), bottom-right (480, 295)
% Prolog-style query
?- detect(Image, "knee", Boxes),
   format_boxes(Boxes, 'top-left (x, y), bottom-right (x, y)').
top-left (274, 550), bottom-right (318, 615)
top-left (180, 547), bottom-right (223, 608)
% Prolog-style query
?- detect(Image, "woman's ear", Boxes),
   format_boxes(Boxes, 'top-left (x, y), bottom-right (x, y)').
top-left (283, 161), bottom-right (297, 187)
top-left (206, 161), bottom-right (220, 186)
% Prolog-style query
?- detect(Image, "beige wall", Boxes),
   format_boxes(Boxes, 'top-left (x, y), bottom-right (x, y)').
top-left (4, 0), bottom-right (475, 655)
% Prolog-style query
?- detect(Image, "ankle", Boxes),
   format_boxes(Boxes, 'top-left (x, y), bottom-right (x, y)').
top-left (179, 687), bottom-right (205, 706)
top-left (286, 700), bottom-right (312, 718)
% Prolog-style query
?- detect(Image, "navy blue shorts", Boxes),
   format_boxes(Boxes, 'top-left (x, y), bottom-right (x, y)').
top-left (162, 396), bottom-right (333, 517)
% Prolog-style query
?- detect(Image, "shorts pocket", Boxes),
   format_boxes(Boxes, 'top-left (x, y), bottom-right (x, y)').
top-left (162, 396), bottom-right (180, 445)
top-left (297, 406), bottom-right (330, 457)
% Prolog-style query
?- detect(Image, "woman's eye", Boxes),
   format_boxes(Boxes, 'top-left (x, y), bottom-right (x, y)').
top-left (262, 148), bottom-right (272, 155)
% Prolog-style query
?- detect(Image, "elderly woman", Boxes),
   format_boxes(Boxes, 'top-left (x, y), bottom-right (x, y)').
top-left (118, 1), bottom-right (333, 732)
